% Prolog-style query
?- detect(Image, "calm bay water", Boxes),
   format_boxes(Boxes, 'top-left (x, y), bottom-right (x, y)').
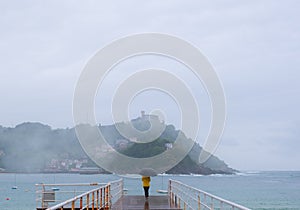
top-left (0, 171), bottom-right (299, 210)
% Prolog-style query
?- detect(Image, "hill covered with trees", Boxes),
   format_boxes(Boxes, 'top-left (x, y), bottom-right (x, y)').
top-left (0, 116), bottom-right (235, 175)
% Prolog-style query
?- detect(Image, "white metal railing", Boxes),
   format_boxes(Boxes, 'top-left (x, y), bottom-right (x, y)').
top-left (169, 179), bottom-right (251, 210)
top-left (35, 179), bottom-right (123, 210)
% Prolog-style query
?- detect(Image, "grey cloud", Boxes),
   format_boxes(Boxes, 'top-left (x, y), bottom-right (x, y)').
top-left (0, 0), bottom-right (299, 170)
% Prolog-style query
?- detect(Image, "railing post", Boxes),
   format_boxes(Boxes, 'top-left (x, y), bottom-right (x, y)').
top-left (92, 191), bottom-right (95, 210)
top-left (198, 195), bottom-right (201, 210)
top-left (169, 180), bottom-right (172, 204)
top-left (96, 189), bottom-right (99, 210)
top-left (220, 201), bottom-right (223, 210)
top-left (72, 200), bottom-right (75, 210)
top-left (87, 193), bottom-right (90, 210)
top-left (121, 178), bottom-right (124, 197)
top-left (80, 197), bottom-right (83, 209)
top-left (100, 188), bottom-right (103, 208)
top-left (104, 185), bottom-right (109, 210)
top-left (41, 185), bottom-right (47, 209)
top-left (108, 184), bottom-right (111, 209)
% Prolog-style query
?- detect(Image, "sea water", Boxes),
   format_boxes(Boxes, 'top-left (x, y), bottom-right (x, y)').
top-left (0, 171), bottom-right (299, 210)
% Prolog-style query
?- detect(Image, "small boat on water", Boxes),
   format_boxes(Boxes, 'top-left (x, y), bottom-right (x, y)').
top-left (12, 174), bottom-right (18, 189)
top-left (156, 189), bottom-right (168, 194)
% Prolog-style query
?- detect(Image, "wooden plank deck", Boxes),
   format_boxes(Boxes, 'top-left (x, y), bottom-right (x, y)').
top-left (111, 195), bottom-right (181, 210)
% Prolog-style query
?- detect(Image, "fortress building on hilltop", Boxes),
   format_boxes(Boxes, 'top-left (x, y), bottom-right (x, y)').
top-left (140, 110), bottom-right (160, 122)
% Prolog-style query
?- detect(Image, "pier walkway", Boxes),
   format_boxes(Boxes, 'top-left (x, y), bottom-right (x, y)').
top-left (111, 195), bottom-right (180, 210)
top-left (36, 179), bottom-right (251, 210)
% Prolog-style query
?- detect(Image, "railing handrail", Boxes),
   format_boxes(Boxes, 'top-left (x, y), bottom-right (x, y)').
top-left (46, 187), bottom-right (101, 210)
top-left (35, 182), bottom-right (106, 187)
top-left (41, 179), bottom-right (122, 210)
top-left (169, 179), bottom-right (251, 210)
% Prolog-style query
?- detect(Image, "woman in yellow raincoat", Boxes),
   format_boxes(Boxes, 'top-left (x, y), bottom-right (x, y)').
top-left (142, 176), bottom-right (151, 198)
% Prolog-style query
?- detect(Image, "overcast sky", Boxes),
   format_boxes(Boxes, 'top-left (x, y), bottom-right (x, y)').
top-left (0, 0), bottom-right (299, 171)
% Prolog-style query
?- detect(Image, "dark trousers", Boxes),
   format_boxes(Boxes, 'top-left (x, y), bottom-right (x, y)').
top-left (143, 186), bottom-right (149, 197)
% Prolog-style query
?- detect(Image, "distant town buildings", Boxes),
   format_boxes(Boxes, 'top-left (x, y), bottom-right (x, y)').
top-left (165, 143), bottom-right (173, 149)
top-left (45, 158), bottom-right (89, 172)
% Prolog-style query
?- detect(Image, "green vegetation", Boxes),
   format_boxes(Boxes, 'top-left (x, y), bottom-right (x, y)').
top-left (0, 118), bottom-right (235, 174)
top-left (120, 138), bottom-right (170, 158)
